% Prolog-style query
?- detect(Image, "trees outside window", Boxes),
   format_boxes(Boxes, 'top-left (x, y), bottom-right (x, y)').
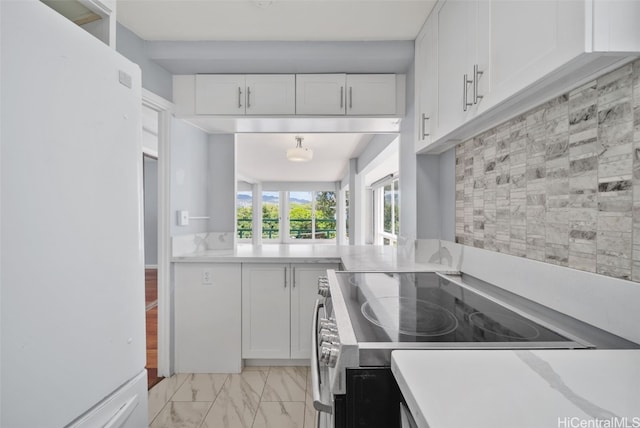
top-left (236, 191), bottom-right (252, 240)
top-left (237, 190), bottom-right (337, 243)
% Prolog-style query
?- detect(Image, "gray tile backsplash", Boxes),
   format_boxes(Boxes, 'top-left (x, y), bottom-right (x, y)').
top-left (456, 58), bottom-right (640, 281)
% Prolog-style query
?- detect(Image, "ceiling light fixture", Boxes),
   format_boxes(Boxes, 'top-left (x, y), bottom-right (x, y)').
top-left (286, 136), bottom-right (313, 162)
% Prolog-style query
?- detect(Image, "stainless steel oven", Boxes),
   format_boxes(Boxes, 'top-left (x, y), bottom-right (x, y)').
top-left (310, 270), bottom-right (638, 428)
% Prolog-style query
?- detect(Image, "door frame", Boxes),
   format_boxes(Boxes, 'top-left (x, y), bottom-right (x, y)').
top-left (142, 89), bottom-right (172, 377)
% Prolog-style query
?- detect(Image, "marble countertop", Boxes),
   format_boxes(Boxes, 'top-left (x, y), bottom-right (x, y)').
top-left (172, 244), bottom-right (457, 272)
top-left (392, 349), bottom-right (640, 428)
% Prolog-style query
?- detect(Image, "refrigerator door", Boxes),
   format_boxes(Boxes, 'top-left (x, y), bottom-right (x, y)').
top-left (1, 1), bottom-right (146, 427)
top-left (68, 371), bottom-right (148, 428)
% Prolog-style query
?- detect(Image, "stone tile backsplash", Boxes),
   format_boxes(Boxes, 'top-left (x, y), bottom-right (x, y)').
top-left (455, 58), bottom-right (640, 281)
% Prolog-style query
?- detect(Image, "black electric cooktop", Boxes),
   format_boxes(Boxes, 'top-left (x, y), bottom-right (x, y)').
top-left (335, 271), bottom-right (577, 345)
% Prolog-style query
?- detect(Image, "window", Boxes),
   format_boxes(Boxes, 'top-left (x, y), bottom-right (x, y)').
top-left (289, 192), bottom-right (312, 239)
top-left (262, 191), bottom-right (280, 240)
top-left (288, 191), bottom-right (336, 242)
top-left (235, 189), bottom-right (338, 243)
top-left (314, 191), bottom-right (337, 240)
top-left (374, 176), bottom-right (399, 246)
top-left (236, 191), bottom-right (253, 240)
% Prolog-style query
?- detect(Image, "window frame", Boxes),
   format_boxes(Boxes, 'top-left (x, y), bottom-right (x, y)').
top-left (372, 174), bottom-right (399, 246)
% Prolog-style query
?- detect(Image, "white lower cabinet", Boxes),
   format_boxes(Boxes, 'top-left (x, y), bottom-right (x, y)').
top-left (242, 262), bottom-right (339, 359)
top-left (174, 263), bottom-right (242, 373)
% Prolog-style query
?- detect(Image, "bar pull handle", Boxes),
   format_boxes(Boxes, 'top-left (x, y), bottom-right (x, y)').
top-left (284, 267), bottom-right (287, 288)
top-left (474, 64), bottom-right (484, 104)
top-left (238, 86), bottom-right (243, 108)
top-left (421, 113), bottom-right (430, 139)
top-left (349, 86), bottom-right (353, 109)
top-left (340, 86), bottom-right (344, 109)
top-left (247, 86), bottom-right (251, 109)
top-left (463, 74), bottom-right (473, 112)
top-left (292, 267), bottom-right (296, 288)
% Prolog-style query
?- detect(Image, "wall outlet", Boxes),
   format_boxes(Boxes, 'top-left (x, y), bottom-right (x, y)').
top-left (178, 210), bottom-right (189, 226)
top-left (202, 269), bottom-right (213, 284)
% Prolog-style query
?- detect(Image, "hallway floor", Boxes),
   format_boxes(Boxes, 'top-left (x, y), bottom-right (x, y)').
top-left (148, 366), bottom-right (316, 428)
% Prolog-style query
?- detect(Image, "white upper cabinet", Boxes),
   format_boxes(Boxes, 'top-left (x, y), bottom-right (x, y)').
top-left (195, 74), bottom-right (295, 115)
top-left (245, 75), bottom-right (296, 115)
top-left (177, 73), bottom-right (402, 117)
top-left (415, 12), bottom-right (438, 151)
top-left (435, 0), bottom-right (474, 137)
top-left (195, 74), bottom-right (246, 115)
top-left (296, 74), bottom-right (397, 116)
top-left (346, 74), bottom-right (397, 116)
top-left (416, 0), bottom-right (640, 153)
top-left (477, 0), bottom-right (584, 115)
top-left (296, 74), bottom-right (347, 115)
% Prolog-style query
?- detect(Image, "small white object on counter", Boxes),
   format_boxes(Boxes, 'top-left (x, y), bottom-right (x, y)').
top-left (392, 350), bottom-right (640, 428)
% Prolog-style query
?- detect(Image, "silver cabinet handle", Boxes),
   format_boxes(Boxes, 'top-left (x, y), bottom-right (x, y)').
top-left (284, 266), bottom-right (287, 288)
top-left (247, 86), bottom-right (251, 109)
top-left (463, 74), bottom-right (473, 112)
top-left (311, 299), bottom-right (333, 414)
top-left (474, 64), bottom-right (484, 104)
top-left (238, 86), bottom-right (242, 108)
top-left (340, 86), bottom-right (344, 109)
top-left (421, 113), bottom-right (430, 139)
top-left (292, 267), bottom-right (296, 288)
top-left (349, 86), bottom-right (353, 109)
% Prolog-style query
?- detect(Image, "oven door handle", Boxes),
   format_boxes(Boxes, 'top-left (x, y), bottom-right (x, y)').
top-left (311, 298), bottom-right (333, 414)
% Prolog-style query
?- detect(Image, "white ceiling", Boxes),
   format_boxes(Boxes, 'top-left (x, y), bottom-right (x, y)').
top-left (236, 133), bottom-right (371, 182)
top-left (117, 0), bottom-right (436, 42)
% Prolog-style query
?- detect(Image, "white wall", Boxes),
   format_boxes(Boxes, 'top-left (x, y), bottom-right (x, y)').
top-left (207, 134), bottom-right (236, 233)
top-left (116, 23), bottom-right (173, 101)
top-left (416, 148), bottom-right (456, 240)
top-left (399, 60), bottom-right (417, 240)
top-left (417, 154), bottom-right (440, 239)
top-left (439, 148), bottom-right (456, 241)
top-left (170, 118), bottom-right (209, 236)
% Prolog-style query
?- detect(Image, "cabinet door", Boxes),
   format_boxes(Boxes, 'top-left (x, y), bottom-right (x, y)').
top-left (175, 263), bottom-right (242, 373)
top-left (245, 74), bottom-right (296, 115)
top-left (414, 15), bottom-right (438, 151)
top-left (290, 263), bottom-right (339, 359)
top-left (346, 74), bottom-right (396, 116)
top-left (242, 263), bottom-right (290, 358)
top-left (480, 0), bottom-right (584, 113)
top-left (296, 74), bottom-right (346, 115)
top-left (195, 74), bottom-right (245, 115)
top-left (436, 0), bottom-right (472, 136)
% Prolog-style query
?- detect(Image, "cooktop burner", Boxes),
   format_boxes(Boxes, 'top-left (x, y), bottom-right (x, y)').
top-left (335, 272), bottom-right (573, 344)
top-left (361, 297), bottom-right (459, 337)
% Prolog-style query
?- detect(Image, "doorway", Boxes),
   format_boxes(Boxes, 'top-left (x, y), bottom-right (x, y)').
top-left (143, 154), bottom-right (161, 388)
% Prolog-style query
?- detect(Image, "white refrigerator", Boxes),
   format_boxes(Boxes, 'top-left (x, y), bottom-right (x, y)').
top-left (1, 1), bottom-right (148, 427)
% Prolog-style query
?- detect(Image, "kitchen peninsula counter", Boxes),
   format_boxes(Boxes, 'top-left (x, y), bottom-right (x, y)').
top-left (172, 243), bottom-right (456, 272)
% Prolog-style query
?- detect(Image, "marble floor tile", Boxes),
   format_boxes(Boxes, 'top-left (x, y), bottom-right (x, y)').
top-left (149, 401), bottom-right (212, 428)
top-left (261, 366), bottom-right (307, 402)
top-left (148, 374), bottom-right (189, 422)
top-left (172, 373), bottom-right (229, 402)
top-left (253, 402), bottom-right (305, 428)
top-left (200, 370), bottom-right (268, 428)
top-left (303, 402), bottom-right (317, 428)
